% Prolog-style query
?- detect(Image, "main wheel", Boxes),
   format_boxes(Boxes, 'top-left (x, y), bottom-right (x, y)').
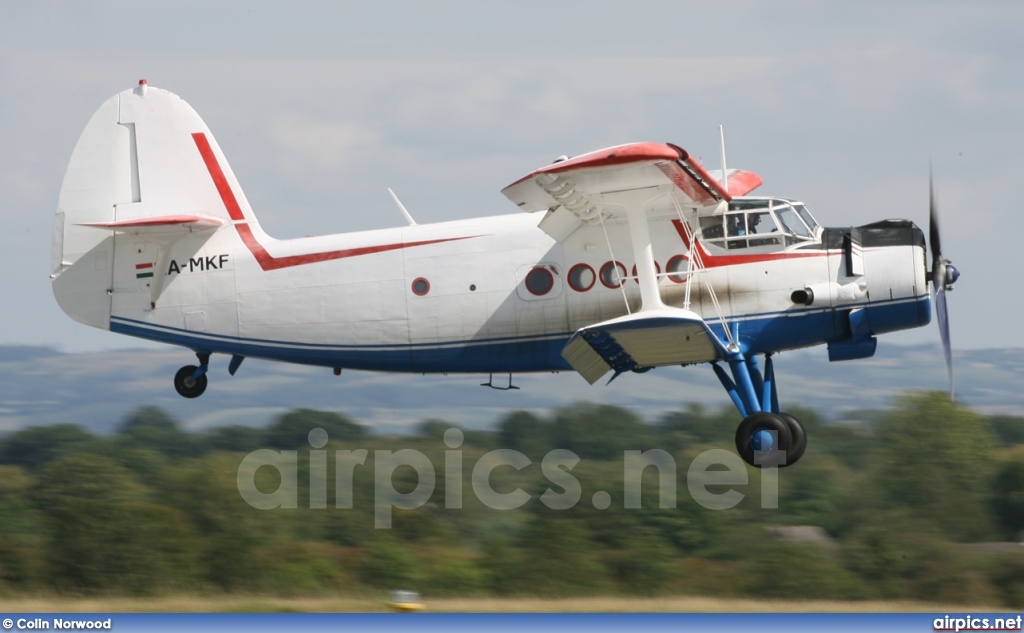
top-left (777, 412), bottom-right (807, 467)
top-left (174, 365), bottom-right (208, 398)
top-left (735, 412), bottom-right (793, 468)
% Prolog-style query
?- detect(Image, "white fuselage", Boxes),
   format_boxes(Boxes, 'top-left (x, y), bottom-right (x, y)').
top-left (106, 209), bottom-right (930, 374)
top-left (51, 84), bottom-right (931, 378)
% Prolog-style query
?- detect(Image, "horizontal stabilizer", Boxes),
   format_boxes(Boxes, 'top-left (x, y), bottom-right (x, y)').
top-left (78, 214), bottom-right (224, 234)
top-left (561, 308), bottom-right (725, 384)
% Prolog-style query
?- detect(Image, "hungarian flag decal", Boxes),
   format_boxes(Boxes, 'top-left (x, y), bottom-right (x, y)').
top-left (136, 262), bottom-right (155, 279)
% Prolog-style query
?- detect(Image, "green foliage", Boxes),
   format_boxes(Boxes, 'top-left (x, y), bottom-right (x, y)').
top-left (417, 420), bottom-right (450, 441)
top-left (503, 514), bottom-right (612, 596)
top-left (776, 456), bottom-right (848, 532)
top-left (841, 512), bottom-right (997, 604)
top-left (989, 415), bottom-right (1024, 446)
top-left (201, 425), bottom-right (268, 453)
top-left (116, 406), bottom-right (198, 459)
top-left (0, 398), bottom-right (1017, 604)
top-left (992, 446), bottom-right (1024, 538)
top-left (34, 452), bottom-right (147, 515)
top-left (0, 424), bottom-right (99, 470)
top-left (359, 534), bottom-right (422, 589)
top-left (253, 541), bottom-right (355, 595)
top-left (658, 404), bottom-right (735, 449)
top-left (498, 410), bottom-right (554, 459)
top-left (0, 466), bottom-right (45, 590)
top-left (480, 534), bottom-right (522, 593)
top-left (265, 409), bottom-right (366, 449)
top-left (741, 542), bottom-right (859, 601)
top-left (871, 392), bottom-right (999, 541)
top-left (553, 404), bottom-right (652, 460)
top-left (33, 453), bottom-right (198, 594)
top-left (604, 527), bottom-right (678, 595)
top-left (986, 552), bottom-right (1024, 608)
top-left (110, 446), bottom-right (170, 489)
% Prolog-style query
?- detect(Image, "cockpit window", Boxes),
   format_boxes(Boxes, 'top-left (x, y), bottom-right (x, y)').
top-left (776, 205), bottom-right (813, 238)
top-left (699, 197), bottom-right (821, 250)
top-left (713, 210), bottom-right (782, 249)
top-left (700, 216), bottom-right (725, 239)
top-left (793, 204), bottom-right (819, 232)
top-left (727, 214), bottom-right (747, 237)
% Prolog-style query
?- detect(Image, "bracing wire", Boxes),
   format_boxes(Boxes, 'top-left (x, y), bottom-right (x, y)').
top-left (598, 210), bottom-right (632, 315)
top-left (671, 196), bottom-right (737, 349)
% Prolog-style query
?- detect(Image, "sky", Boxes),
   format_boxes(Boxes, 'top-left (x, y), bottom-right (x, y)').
top-left (2, 0), bottom-right (1021, 353)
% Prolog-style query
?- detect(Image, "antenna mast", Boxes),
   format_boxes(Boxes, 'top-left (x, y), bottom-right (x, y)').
top-left (719, 125), bottom-right (729, 191)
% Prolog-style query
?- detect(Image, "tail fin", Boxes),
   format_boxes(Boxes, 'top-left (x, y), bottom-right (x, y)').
top-left (52, 80), bottom-right (261, 329)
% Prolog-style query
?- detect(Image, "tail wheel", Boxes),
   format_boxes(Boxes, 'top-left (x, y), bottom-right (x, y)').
top-left (174, 365), bottom-right (208, 398)
top-left (777, 412), bottom-right (807, 467)
top-left (735, 412), bottom-right (793, 468)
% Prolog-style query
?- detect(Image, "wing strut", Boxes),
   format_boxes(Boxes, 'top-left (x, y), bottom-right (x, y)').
top-left (559, 186), bottom-right (727, 384)
top-left (598, 184), bottom-right (683, 313)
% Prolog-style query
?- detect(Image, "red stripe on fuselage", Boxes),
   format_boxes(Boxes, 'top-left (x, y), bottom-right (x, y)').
top-left (671, 219), bottom-right (828, 267)
top-left (193, 133), bottom-right (246, 222)
top-left (191, 133), bottom-right (478, 271)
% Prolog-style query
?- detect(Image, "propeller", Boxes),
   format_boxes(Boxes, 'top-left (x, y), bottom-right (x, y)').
top-left (928, 169), bottom-right (960, 399)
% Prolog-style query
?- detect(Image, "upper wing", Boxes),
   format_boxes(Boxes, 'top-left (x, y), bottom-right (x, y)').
top-left (501, 142), bottom-right (761, 239)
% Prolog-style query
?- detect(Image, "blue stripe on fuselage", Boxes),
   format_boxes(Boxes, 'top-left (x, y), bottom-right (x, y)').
top-left (110, 295), bottom-right (930, 373)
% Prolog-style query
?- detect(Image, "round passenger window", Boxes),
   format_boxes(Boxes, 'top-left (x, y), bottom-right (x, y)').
top-left (567, 264), bottom-right (596, 292)
top-left (525, 267), bottom-right (554, 296)
top-left (599, 261), bottom-right (626, 289)
top-left (666, 255), bottom-right (688, 283)
top-left (411, 278), bottom-right (430, 296)
top-left (631, 261), bottom-right (661, 284)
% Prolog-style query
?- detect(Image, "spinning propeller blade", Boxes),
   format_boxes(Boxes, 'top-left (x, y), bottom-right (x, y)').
top-left (927, 169), bottom-right (959, 400)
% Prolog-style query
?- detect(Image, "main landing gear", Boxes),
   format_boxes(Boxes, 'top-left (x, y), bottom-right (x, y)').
top-left (711, 351), bottom-right (807, 468)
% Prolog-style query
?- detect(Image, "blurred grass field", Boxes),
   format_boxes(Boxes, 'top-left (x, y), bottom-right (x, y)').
top-left (0, 595), bottom-right (1001, 613)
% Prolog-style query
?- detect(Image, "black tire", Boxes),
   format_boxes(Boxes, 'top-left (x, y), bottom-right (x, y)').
top-left (735, 412), bottom-right (793, 468)
top-left (777, 412), bottom-right (807, 467)
top-left (174, 365), bottom-right (208, 398)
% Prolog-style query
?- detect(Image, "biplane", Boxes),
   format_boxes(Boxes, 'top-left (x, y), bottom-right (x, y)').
top-left (51, 81), bottom-right (959, 466)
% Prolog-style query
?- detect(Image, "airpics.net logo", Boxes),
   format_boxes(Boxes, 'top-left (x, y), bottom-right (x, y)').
top-left (933, 614), bottom-right (1023, 631)
top-left (235, 427), bottom-right (782, 528)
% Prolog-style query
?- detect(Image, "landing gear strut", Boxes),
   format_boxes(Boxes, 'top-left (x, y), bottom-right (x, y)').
top-left (174, 352), bottom-right (209, 398)
top-left (712, 350), bottom-right (807, 468)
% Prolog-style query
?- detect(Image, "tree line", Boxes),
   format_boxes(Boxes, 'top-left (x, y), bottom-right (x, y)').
top-left (0, 392), bottom-right (1023, 606)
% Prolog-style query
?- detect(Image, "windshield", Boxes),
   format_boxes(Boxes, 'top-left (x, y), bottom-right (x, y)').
top-left (793, 204), bottom-right (819, 232)
top-left (776, 205), bottom-right (812, 238)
